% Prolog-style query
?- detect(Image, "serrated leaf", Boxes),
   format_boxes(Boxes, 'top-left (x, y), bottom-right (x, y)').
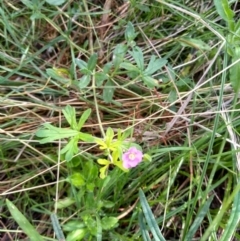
top-left (101, 217), bottom-right (118, 230)
top-left (6, 199), bottom-right (44, 241)
top-left (129, 46), bottom-right (144, 71)
top-left (87, 53), bottom-right (98, 71)
top-left (36, 123), bottom-right (79, 144)
top-left (144, 56), bottom-right (167, 75)
top-left (103, 80), bottom-right (115, 103)
top-left (45, 0), bottom-right (66, 6)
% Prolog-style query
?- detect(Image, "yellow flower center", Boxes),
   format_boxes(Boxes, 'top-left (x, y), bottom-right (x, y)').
top-left (129, 153), bottom-right (135, 160)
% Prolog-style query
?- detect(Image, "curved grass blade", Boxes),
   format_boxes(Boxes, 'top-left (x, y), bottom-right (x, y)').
top-left (139, 189), bottom-right (166, 241)
top-left (185, 195), bottom-right (213, 240)
top-left (219, 185), bottom-right (240, 241)
top-left (138, 212), bottom-right (152, 241)
top-left (6, 199), bottom-right (44, 241)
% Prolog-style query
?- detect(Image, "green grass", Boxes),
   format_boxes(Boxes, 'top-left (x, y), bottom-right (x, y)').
top-left (1, 0), bottom-right (240, 240)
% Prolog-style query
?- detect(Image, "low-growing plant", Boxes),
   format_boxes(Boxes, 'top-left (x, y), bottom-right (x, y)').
top-left (36, 105), bottom-right (151, 240)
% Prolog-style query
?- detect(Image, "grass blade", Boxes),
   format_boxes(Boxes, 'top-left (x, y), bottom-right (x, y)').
top-left (185, 196), bottom-right (213, 240)
top-left (51, 213), bottom-right (66, 241)
top-left (139, 189), bottom-right (166, 241)
top-left (139, 212), bottom-right (152, 241)
top-left (6, 199), bottom-right (44, 241)
top-left (219, 184), bottom-right (240, 241)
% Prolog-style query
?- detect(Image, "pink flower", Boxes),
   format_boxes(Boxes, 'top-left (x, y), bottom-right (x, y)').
top-left (122, 147), bottom-right (143, 169)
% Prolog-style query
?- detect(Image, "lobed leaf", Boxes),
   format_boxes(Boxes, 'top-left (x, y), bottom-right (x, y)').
top-left (62, 105), bottom-right (78, 130)
top-left (129, 46), bottom-right (144, 71)
top-left (77, 108), bottom-right (91, 130)
top-left (144, 56), bottom-right (167, 75)
top-left (36, 123), bottom-right (79, 144)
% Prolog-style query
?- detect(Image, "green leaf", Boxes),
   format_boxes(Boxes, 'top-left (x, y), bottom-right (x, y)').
top-left (178, 38), bottom-right (211, 50)
top-left (101, 217), bottom-right (118, 230)
top-left (139, 189), bottom-right (166, 241)
top-left (78, 108), bottom-right (91, 130)
top-left (219, 187), bottom-right (240, 241)
top-left (75, 58), bottom-right (88, 70)
top-left (87, 53), bottom-right (98, 71)
top-left (68, 173), bottom-right (86, 188)
top-left (46, 68), bottom-right (72, 86)
top-left (66, 229), bottom-right (87, 241)
top-left (102, 200), bottom-right (115, 208)
top-left (95, 72), bottom-right (108, 87)
top-left (6, 199), bottom-right (44, 241)
top-left (139, 212), bottom-right (152, 241)
top-left (144, 56), bottom-right (167, 75)
top-left (103, 80), bottom-right (115, 103)
top-left (143, 153), bottom-right (152, 163)
top-left (99, 165), bottom-right (109, 179)
top-left (103, 62), bottom-right (112, 73)
top-left (55, 197), bottom-right (75, 209)
top-left (21, 0), bottom-right (34, 9)
top-left (78, 75), bottom-right (91, 89)
top-left (97, 159), bottom-right (111, 165)
top-left (82, 215), bottom-right (98, 236)
top-left (62, 105), bottom-right (78, 130)
top-left (120, 62), bottom-right (140, 72)
top-left (112, 44), bottom-right (127, 68)
top-left (36, 123), bottom-right (79, 144)
top-left (230, 48), bottom-right (240, 93)
top-left (125, 21), bottom-right (137, 43)
top-left (106, 127), bottom-right (114, 143)
top-left (129, 46), bottom-right (144, 71)
top-left (78, 132), bottom-right (95, 142)
top-left (119, 127), bottom-right (133, 140)
top-left (142, 75), bottom-right (159, 88)
top-left (83, 161), bottom-right (98, 181)
top-left (214, 0), bottom-right (234, 23)
top-left (63, 220), bottom-right (86, 232)
top-left (185, 196), bottom-right (213, 240)
top-left (46, 0), bottom-right (67, 6)
top-left (60, 138), bottom-right (79, 161)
